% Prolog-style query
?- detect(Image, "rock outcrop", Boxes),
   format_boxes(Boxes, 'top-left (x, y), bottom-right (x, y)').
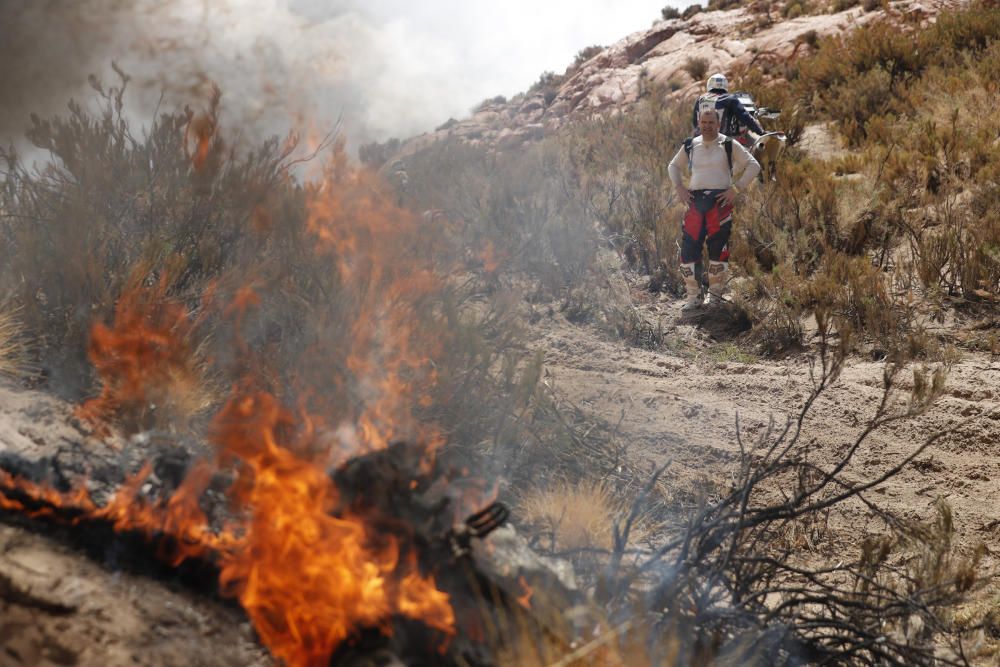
top-left (396, 0), bottom-right (961, 156)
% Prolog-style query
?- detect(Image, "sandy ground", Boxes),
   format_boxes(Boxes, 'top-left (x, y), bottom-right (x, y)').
top-left (0, 273), bottom-right (997, 663)
top-left (0, 387), bottom-right (270, 667)
top-left (0, 523), bottom-right (269, 667)
top-left (531, 283), bottom-right (1000, 636)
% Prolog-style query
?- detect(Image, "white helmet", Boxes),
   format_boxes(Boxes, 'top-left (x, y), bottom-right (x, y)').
top-left (706, 73), bottom-right (728, 92)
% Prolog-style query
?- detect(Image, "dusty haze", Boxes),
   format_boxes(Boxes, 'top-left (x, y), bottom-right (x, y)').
top-left (0, 0), bottom-right (678, 152)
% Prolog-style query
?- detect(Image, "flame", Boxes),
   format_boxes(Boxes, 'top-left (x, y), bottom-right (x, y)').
top-left (209, 391), bottom-right (454, 665)
top-left (517, 575), bottom-right (534, 610)
top-left (76, 278), bottom-right (208, 436)
top-left (185, 111), bottom-right (215, 171)
top-left (1, 387), bottom-right (457, 666)
top-left (480, 240), bottom-right (502, 275)
top-left (303, 154), bottom-right (451, 461)
top-left (0, 145), bottom-right (471, 665)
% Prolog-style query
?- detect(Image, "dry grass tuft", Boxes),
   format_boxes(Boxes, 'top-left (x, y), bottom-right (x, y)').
top-left (0, 305), bottom-right (31, 383)
top-left (518, 480), bottom-right (644, 553)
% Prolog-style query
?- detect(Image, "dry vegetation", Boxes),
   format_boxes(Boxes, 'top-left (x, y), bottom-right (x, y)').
top-left (1, 1), bottom-right (999, 663)
top-left (392, 2), bottom-right (1000, 662)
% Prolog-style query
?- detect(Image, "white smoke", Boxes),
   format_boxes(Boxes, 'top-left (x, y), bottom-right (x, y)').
top-left (1, 0), bottom-right (683, 150)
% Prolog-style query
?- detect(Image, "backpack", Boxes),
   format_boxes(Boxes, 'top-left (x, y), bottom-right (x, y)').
top-left (726, 92), bottom-right (757, 136)
top-left (683, 135), bottom-right (733, 174)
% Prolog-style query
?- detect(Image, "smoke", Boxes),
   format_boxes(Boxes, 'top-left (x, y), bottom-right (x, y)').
top-left (0, 1), bottom-right (136, 142)
top-left (1, 0), bottom-right (671, 152)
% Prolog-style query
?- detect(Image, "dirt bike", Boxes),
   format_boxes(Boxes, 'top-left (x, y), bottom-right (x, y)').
top-left (734, 95), bottom-right (786, 182)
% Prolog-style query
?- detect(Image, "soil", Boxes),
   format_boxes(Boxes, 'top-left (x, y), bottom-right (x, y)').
top-left (1, 269), bottom-right (998, 664)
top-left (530, 281), bottom-right (1000, 649)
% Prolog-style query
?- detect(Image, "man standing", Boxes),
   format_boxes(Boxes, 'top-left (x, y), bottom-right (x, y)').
top-left (669, 102), bottom-right (761, 311)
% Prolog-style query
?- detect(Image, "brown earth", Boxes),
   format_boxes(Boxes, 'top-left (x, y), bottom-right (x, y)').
top-left (528, 279), bottom-right (1000, 654)
top-left (0, 279), bottom-right (998, 663)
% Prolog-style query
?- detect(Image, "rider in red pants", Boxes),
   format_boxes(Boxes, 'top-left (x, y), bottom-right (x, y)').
top-left (668, 103), bottom-right (760, 311)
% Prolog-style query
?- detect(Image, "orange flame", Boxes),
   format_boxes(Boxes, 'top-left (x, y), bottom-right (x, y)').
top-left (2, 389), bottom-right (457, 666)
top-left (76, 279), bottom-right (203, 436)
top-left (185, 111), bottom-right (215, 171)
top-left (2, 145), bottom-right (473, 666)
top-left (209, 391), bottom-right (454, 666)
top-left (303, 155), bottom-right (451, 460)
top-left (517, 575), bottom-right (534, 610)
top-left (480, 240), bottom-right (502, 275)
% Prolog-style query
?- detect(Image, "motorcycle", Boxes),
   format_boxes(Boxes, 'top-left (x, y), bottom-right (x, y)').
top-left (735, 94), bottom-right (787, 182)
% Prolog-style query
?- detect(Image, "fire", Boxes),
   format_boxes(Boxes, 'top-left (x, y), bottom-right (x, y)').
top-left (186, 111), bottom-right (215, 171)
top-left (480, 240), bottom-right (502, 275)
top-left (2, 385), bottom-right (457, 666)
top-left (303, 153), bottom-right (451, 460)
top-left (76, 277), bottom-right (210, 436)
top-left (517, 575), bottom-right (534, 610)
top-left (0, 148), bottom-right (468, 665)
top-left (210, 391), bottom-right (454, 666)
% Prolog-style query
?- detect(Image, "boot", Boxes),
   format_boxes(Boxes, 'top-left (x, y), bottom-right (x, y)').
top-left (707, 261), bottom-right (729, 305)
top-left (680, 262), bottom-right (702, 311)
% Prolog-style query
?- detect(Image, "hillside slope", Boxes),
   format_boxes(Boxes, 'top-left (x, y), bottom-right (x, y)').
top-left (390, 0), bottom-right (962, 155)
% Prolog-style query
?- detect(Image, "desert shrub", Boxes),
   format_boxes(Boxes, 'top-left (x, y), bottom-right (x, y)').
top-left (682, 56), bottom-right (710, 80)
top-left (434, 117), bottom-right (459, 132)
top-left (832, 0), bottom-right (860, 11)
top-left (708, 0), bottom-right (744, 10)
top-left (0, 79), bottom-right (307, 394)
top-left (403, 139), bottom-right (600, 297)
top-left (570, 45), bottom-right (604, 71)
top-left (798, 28), bottom-right (819, 48)
top-left (533, 337), bottom-right (978, 667)
top-left (357, 136), bottom-right (401, 169)
top-left (682, 3), bottom-right (704, 18)
top-left (529, 71), bottom-right (565, 106)
top-left (976, 39), bottom-right (1000, 92)
top-left (559, 90), bottom-right (692, 282)
top-left (783, 1), bottom-right (803, 18)
top-left (661, 5), bottom-right (682, 19)
top-left (0, 304), bottom-right (31, 382)
top-left (472, 96), bottom-right (508, 113)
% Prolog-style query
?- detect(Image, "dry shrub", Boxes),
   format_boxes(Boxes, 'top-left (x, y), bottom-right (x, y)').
top-left (494, 608), bottom-right (675, 667)
top-left (682, 56), bottom-right (710, 81)
top-left (0, 74), bottom-right (305, 396)
top-left (558, 90), bottom-right (691, 282)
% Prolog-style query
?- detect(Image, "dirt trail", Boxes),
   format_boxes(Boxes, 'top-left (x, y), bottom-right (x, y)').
top-left (533, 290), bottom-right (1000, 569)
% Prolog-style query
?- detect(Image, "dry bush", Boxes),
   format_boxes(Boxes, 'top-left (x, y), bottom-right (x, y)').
top-left (0, 74), bottom-right (307, 396)
top-left (403, 139), bottom-right (599, 296)
top-left (682, 4), bottom-right (704, 19)
top-left (682, 56), bottom-right (710, 81)
top-left (74, 277), bottom-right (219, 435)
top-left (559, 90), bottom-right (691, 283)
top-left (581, 330), bottom-right (986, 666)
top-left (0, 75), bottom-right (630, 496)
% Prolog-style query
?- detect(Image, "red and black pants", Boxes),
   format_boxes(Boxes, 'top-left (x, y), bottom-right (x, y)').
top-left (680, 189), bottom-right (733, 264)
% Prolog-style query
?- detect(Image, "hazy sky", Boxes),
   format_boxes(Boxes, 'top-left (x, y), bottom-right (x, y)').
top-left (1, 1), bottom-right (682, 148)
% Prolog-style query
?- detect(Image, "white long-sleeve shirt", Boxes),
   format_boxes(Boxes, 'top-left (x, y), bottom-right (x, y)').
top-left (667, 134), bottom-right (760, 191)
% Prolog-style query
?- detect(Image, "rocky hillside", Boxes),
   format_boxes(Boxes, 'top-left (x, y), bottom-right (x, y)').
top-left (396, 0), bottom-right (960, 154)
